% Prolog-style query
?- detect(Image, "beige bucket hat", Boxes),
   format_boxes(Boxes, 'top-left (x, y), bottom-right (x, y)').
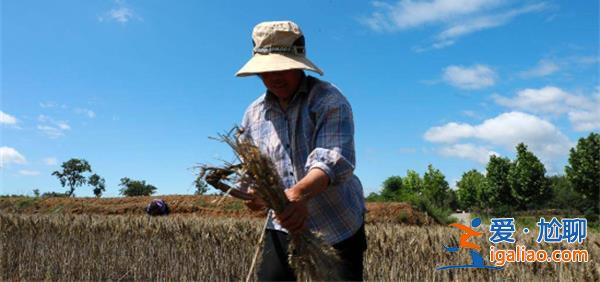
top-left (235, 21), bottom-right (323, 77)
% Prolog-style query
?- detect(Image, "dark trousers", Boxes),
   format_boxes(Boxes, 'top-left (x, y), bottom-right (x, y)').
top-left (257, 224), bottom-right (367, 281)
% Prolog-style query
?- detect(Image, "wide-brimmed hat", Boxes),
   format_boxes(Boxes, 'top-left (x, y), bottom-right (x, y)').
top-left (235, 21), bottom-right (323, 77)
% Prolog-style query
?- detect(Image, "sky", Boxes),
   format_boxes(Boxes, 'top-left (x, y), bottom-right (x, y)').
top-left (1, 0), bottom-right (598, 197)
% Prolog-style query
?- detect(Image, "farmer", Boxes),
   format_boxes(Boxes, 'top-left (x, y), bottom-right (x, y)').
top-left (236, 21), bottom-right (366, 281)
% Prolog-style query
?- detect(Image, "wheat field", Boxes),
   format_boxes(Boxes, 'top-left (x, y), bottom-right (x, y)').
top-left (1, 213), bottom-right (598, 281)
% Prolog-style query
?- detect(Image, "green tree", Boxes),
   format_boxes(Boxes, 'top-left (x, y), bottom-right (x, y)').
top-left (380, 175), bottom-right (403, 200)
top-left (89, 174), bottom-right (106, 198)
top-left (52, 158), bottom-right (92, 197)
top-left (565, 133), bottom-right (599, 219)
top-left (486, 155), bottom-right (514, 212)
top-left (119, 177), bottom-right (157, 197)
top-left (456, 169), bottom-right (486, 211)
top-left (402, 170), bottom-right (424, 195)
top-left (547, 175), bottom-right (584, 211)
top-left (508, 143), bottom-right (550, 210)
top-left (32, 189), bottom-right (40, 197)
top-left (194, 175), bottom-right (209, 195)
top-left (423, 164), bottom-right (450, 209)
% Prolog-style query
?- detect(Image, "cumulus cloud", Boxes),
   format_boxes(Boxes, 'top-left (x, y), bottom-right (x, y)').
top-left (362, 0), bottom-right (547, 49)
top-left (0, 147), bottom-right (27, 168)
top-left (439, 143), bottom-right (499, 164)
top-left (568, 93), bottom-right (600, 131)
top-left (519, 60), bottom-right (560, 78)
top-left (0, 111), bottom-right (17, 125)
top-left (19, 170), bottom-right (40, 176)
top-left (443, 64), bottom-right (497, 90)
top-left (424, 111), bottom-right (573, 164)
top-left (494, 86), bottom-right (600, 131)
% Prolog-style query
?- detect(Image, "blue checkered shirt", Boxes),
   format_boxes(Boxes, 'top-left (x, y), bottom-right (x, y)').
top-left (239, 75), bottom-right (366, 245)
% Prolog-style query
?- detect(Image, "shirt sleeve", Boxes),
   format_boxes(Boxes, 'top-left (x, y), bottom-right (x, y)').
top-left (304, 94), bottom-right (356, 185)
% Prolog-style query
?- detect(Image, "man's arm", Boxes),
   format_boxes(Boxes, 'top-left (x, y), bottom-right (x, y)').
top-left (275, 168), bottom-right (329, 234)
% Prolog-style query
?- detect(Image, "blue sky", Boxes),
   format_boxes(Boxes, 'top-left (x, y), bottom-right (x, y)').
top-left (1, 0), bottom-right (598, 197)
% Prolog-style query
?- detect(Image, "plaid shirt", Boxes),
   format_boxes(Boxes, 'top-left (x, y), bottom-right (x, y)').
top-left (240, 74), bottom-right (365, 244)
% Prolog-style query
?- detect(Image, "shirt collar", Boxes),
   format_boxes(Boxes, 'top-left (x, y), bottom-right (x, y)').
top-left (264, 73), bottom-right (309, 112)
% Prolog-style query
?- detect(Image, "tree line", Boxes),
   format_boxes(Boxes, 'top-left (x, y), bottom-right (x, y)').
top-left (367, 133), bottom-right (599, 225)
top-left (44, 159), bottom-right (208, 197)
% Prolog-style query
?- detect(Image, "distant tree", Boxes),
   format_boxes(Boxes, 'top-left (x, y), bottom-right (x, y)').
top-left (32, 189), bottom-right (40, 197)
top-left (41, 191), bottom-right (69, 197)
top-left (565, 133), bottom-right (599, 218)
top-left (88, 174), bottom-right (106, 198)
top-left (194, 176), bottom-right (209, 195)
top-left (423, 164), bottom-right (451, 209)
top-left (456, 170), bottom-right (486, 211)
top-left (119, 177), bottom-right (157, 197)
top-left (547, 175), bottom-right (584, 211)
top-left (402, 170), bottom-right (424, 195)
top-left (486, 155), bottom-right (514, 212)
top-left (508, 143), bottom-right (550, 210)
top-left (52, 159), bottom-right (92, 197)
top-left (380, 176), bottom-right (403, 200)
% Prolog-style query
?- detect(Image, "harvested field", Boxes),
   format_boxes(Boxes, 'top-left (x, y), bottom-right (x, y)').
top-left (1, 213), bottom-right (598, 281)
top-left (0, 195), bottom-right (431, 224)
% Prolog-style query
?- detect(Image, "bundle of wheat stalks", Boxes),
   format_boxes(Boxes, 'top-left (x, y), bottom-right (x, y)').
top-left (199, 129), bottom-right (341, 281)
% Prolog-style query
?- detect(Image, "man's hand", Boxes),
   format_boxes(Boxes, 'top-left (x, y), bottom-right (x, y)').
top-left (243, 188), bottom-right (266, 211)
top-left (275, 188), bottom-right (309, 235)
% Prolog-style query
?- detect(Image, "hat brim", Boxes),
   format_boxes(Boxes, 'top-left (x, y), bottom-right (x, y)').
top-left (235, 53), bottom-right (323, 77)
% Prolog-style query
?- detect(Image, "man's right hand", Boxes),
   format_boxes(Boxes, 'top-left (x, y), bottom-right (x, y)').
top-left (244, 188), bottom-right (267, 211)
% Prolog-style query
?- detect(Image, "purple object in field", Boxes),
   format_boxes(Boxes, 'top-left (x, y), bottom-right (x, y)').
top-left (146, 199), bottom-right (170, 216)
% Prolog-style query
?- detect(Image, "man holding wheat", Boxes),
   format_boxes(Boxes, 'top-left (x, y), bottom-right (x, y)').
top-left (235, 21), bottom-right (367, 281)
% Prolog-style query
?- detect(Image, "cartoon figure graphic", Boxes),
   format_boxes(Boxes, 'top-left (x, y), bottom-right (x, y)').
top-left (436, 218), bottom-right (503, 270)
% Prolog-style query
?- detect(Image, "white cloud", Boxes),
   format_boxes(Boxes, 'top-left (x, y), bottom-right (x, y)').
top-left (99, 1), bottom-right (141, 24)
top-left (494, 86), bottom-right (600, 131)
top-left (37, 115), bottom-right (71, 138)
top-left (362, 1), bottom-right (547, 49)
top-left (568, 93), bottom-right (600, 131)
top-left (75, 108), bottom-right (96, 118)
top-left (519, 60), bottom-right (560, 78)
top-left (44, 157), bottom-right (58, 166)
top-left (363, 0), bottom-right (502, 31)
top-left (435, 3), bottom-right (546, 42)
top-left (19, 170), bottom-right (40, 176)
top-left (439, 143), bottom-right (498, 164)
top-left (0, 111), bottom-right (17, 125)
top-left (443, 64), bottom-right (497, 90)
top-left (493, 86), bottom-right (588, 115)
top-left (0, 147), bottom-right (27, 168)
top-left (425, 111), bottom-right (573, 164)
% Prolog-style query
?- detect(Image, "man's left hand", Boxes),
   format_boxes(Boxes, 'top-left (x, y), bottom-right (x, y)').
top-left (275, 188), bottom-right (308, 235)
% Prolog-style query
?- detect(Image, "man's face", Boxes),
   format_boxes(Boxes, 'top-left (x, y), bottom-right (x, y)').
top-left (259, 70), bottom-right (303, 101)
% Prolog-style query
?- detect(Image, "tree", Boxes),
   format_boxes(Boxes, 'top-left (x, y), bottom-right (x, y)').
top-left (402, 170), bottom-right (424, 195)
top-left (547, 175), bottom-right (584, 211)
top-left (380, 176), bottom-right (403, 200)
top-left (508, 143), bottom-right (550, 210)
top-left (89, 174), bottom-right (106, 198)
top-left (423, 164), bottom-right (451, 209)
top-left (119, 177), bottom-right (157, 197)
top-left (32, 189), bottom-right (40, 197)
top-left (486, 155), bottom-right (513, 212)
top-left (194, 175), bottom-right (209, 195)
top-left (456, 170), bottom-right (486, 211)
top-left (52, 159), bottom-right (92, 197)
top-left (565, 133), bottom-right (599, 213)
